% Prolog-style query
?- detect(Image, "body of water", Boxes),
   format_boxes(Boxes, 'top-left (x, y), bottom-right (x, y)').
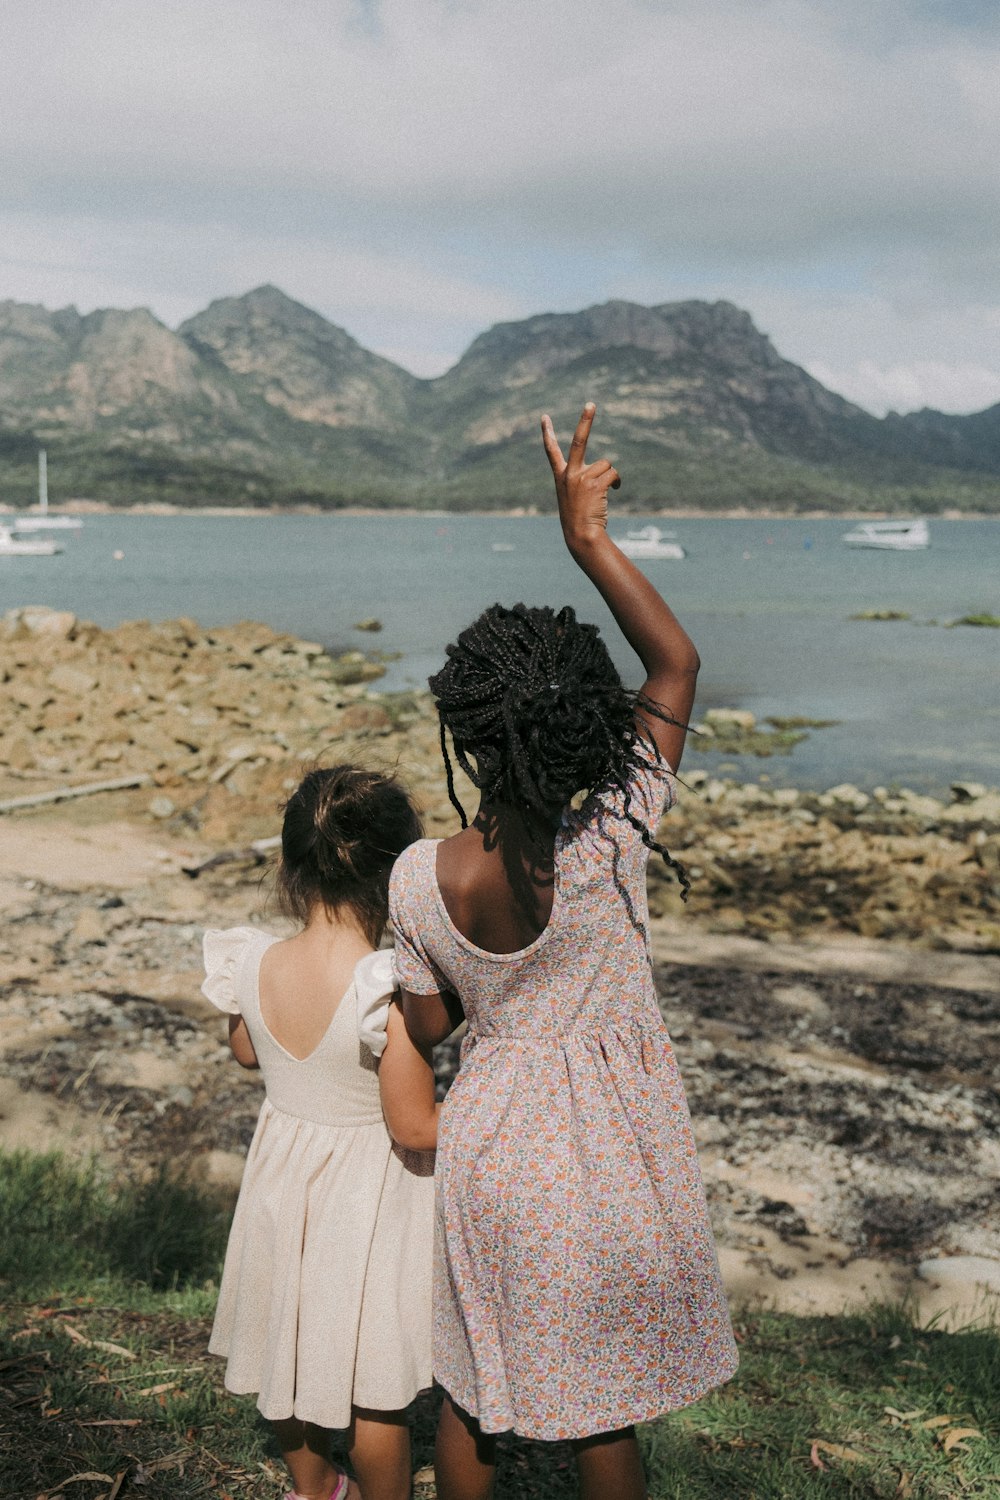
top-left (3, 513), bottom-right (998, 793)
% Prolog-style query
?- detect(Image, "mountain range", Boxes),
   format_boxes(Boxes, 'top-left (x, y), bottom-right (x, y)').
top-left (0, 285), bottom-right (997, 512)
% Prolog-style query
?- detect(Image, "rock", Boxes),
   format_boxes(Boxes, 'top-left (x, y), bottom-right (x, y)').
top-left (148, 795), bottom-right (177, 820)
top-left (952, 781), bottom-right (988, 803)
top-left (818, 783), bottom-right (870, 813)
top-left (338, 702), bottom-right (394, 735)
top-left (704, 708), bottom-right (756, 732)
top-left (918, 1256), bottom-right (1000, 1294)
top-left (71, 908), bottom-right (106, 945)
top-left (4, 735), bottom-right (36, 771)
top-left (4, 606), bottom-right (77, 639)
top-left (48, 664), bottom-right (98, 696)
top-left (975, 836), bottom-right (1000, 875)
top-left (353, 617), bottom-right (383, 632)
top-left (770, 983), bottom-right (831, 1019)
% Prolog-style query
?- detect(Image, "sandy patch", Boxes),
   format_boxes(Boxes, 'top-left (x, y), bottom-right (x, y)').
top-left (0, 820), bottom-right (198, 891)
top-left (0, 1075), bottom-right (104, 1158)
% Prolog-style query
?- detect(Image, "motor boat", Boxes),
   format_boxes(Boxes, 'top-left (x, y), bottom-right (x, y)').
top-left (841, 519), bottom-right (929, 550)
top-left (613, 525), bottom-right (686, 559)
top-left (11, 450), bottom-right (83, 532)
top-left (0, 524), bottom-right (62, 556)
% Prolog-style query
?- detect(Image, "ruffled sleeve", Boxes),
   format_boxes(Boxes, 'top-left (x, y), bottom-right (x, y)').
top-left (201, 926), bottom-right (260, 1015)
top-left (354, 948), bottom-right (399, 1059)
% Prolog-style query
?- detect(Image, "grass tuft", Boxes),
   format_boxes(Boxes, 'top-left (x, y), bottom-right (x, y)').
top-left (0, 1148), bottom-right (230, 1292)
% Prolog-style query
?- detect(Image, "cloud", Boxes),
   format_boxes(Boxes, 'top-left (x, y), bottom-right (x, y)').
top-left (0, 0), bottom-right (998, 410)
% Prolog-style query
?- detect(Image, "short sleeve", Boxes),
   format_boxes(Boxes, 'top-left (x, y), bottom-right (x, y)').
top-left (201, 926), bottom-right (259, 1015)
top-left (626, 733), bottom-right (676, 835)
top-left (388, 844), bottom-right (452, 996)
top-left (355, 949), bottom-right (398, 1059)
top-left (588, 735), bottom-right (675, 847)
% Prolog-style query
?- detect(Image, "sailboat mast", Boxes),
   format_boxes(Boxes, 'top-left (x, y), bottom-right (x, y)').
top-left (38, 449), bottom-right (48, 516)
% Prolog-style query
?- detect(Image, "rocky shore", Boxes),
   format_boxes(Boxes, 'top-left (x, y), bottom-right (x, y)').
top-left (2, 609), bottom-right (998, 1323)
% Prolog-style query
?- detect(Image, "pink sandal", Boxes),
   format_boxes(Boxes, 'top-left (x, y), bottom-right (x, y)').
top-left (283, 1474), bottom-right (350, 1500)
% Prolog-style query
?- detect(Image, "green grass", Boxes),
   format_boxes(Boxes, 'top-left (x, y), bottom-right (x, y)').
top-left (2, 1151), bottom-right (998, 1498)
top-left (0, 1148), bottom-right (231, 1292)
top-left (849, 610), bottom-right (912, 622)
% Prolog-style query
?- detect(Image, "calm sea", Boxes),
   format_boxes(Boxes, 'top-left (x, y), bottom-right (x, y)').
top-left (3, 513), bottom-right (998, 794)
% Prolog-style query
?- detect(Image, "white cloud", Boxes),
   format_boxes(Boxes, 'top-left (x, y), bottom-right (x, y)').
top-left (0, 0), bottom-right (998, 409)
top-left (807, 359), bottom-right (1000, 415)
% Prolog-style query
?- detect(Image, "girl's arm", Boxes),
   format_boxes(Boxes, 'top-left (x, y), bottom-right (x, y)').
top-left (401, 987), bottom-right (465, 1047)
top-left (378, 1000), bottom-right (441, 1151)
top-left (541, 402), bottom-right (700, 771)
top-left (228, 1015), bottom-right (259, 1069)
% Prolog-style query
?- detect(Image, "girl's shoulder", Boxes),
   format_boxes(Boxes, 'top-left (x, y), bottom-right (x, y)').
top-left (389, 838), bottom-right (438, 899)
top-left (201, 925), bottom-right (279, 1015)
top-left (573, 739), bottom-right (675, 847)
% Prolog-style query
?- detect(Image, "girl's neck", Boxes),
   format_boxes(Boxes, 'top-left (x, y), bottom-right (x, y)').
top-left (474, 800), bottom-right (559, 852)
top-left (298, 902), bottom-right (374, 955)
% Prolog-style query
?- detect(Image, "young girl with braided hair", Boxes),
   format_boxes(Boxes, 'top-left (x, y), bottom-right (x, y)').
top-left (389, 404), bottom-right (738, 1500)
top-left (203, 765), bottom-right (438, 1500)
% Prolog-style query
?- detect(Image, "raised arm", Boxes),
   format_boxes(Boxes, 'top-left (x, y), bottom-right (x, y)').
top-left (541, 402), bottom-right (699, 771)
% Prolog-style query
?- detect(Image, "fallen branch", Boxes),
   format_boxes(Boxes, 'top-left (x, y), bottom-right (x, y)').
top-left (0, 774), bottom-right (152, 814)
top-left (182, 834), bottom-right (281, 878)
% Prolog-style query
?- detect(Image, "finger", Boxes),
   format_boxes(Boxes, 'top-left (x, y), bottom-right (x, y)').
top-left (596, 467), bottom-right (622, 492)
top-left (588, 458), bottom-right (615, 477)
top-left (566, 402), bottom-right (596, 474)
top-left (540, 414), bottom-right (566, 476)
top-left (609, 470), bottom-right (622, 490)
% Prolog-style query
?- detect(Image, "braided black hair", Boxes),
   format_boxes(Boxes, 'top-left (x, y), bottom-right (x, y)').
top-left (429, 602), bottom-right (690, 899)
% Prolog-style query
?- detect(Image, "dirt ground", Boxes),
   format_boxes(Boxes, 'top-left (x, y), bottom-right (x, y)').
top-left (1, 800), bottom-right (997, 1330)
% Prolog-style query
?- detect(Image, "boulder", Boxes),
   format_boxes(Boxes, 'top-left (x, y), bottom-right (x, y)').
top-left (4, 606), bottom-right (77, 639)
top-left (48, 664), bottom-right (98, 696)
top-left (704, 708), bottom-right (756, 733)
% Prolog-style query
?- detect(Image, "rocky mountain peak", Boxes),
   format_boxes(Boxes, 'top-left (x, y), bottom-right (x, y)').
top-left (179, 286), bottom-right (416, 429)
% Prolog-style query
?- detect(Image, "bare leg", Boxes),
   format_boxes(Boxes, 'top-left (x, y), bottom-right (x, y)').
top-left (573, 1426), bottom-right (648, 1500)
top-left (434, 1393), bottom-right (497, 1500)
top-left (347, 1406), bottom-right (412, 1500)
top-left (271, 1416), bottom-right (360, 1500)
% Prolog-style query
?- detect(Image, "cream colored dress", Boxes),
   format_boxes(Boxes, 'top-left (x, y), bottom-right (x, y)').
top-left (202, 927), bottom-right (434, 1428)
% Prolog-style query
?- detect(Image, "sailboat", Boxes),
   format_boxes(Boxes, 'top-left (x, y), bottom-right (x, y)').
top-left (12, 451), bottom-right (83, 532)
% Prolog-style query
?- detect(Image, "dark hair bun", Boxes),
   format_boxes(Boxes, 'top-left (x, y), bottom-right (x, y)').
top-left (277, 765), bottom-right (422, 941)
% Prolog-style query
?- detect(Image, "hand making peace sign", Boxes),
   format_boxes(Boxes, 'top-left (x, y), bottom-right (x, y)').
top-left (541, 402), bottom-right (621, 545)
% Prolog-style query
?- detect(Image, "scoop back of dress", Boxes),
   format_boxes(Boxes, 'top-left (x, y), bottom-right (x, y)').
top-left (202, 927), bottom-right (433, 1428)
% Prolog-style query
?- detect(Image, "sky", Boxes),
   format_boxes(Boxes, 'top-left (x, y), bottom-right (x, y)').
top-left (2, 0), bottom-right (999, 416)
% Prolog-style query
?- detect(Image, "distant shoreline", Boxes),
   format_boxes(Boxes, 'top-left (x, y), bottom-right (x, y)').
top-left (1, 500), bottom-right (995, 522)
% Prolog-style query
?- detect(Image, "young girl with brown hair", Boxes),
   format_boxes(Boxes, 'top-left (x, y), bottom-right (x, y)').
top-left (203, 765), bottom-right (438, 1500)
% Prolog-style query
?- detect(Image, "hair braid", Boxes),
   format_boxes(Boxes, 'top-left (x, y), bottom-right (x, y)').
top-left (429, 603), bottom-right (690, 898)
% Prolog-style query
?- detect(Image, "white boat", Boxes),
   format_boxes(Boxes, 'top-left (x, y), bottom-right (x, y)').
top-left (842, 519), bottom-right (929, 550)
top-left (0, 524), bottom-right (62, 556)
top-left (613, 525), bottom-right (686, 560)
top-left (12, 450), bottom-right (83, 532)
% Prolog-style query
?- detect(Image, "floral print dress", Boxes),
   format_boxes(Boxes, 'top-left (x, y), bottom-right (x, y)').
top-left (388, 751), bottom-right (738, 1441)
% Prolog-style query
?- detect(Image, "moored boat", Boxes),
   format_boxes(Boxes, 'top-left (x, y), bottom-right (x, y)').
top-left (613, 525), bottom-right (686, 559)
top-left (0, 524), bottom-right (62, 556)
top-left (842, 519), bottom-right (929, 550)
top-left (11, 450), bottom-right (83, 532)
